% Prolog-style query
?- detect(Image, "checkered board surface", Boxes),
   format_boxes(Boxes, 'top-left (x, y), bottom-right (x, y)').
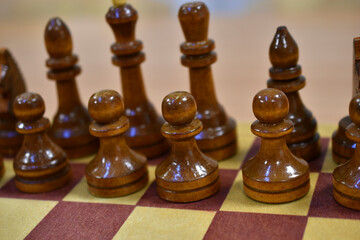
top-left (1, 123), bottom-right (360, 240)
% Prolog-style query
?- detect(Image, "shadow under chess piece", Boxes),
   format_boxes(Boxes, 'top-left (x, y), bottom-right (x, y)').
top-left (178, 2), bottom-right (237, 161)
top-left (105, 1), bottom-right (169, 158)
top-left (13, 92), bottom-right (71, 193)
top-left (267, 26), bottom-right (320, 162)
top-left (86, 90), bottom-right (148, 197)
top-left (332, 37), bottom-right (360, 164)
top-left (0, 48), bottom-right (26, 157)
top-left (156, 91), bottom-right (220, 202)
top-left (242, 88), bottom-right (310, 203)
top-left (44, 17), bottom-right (98, 158)
top-left (333, 94), bottom-right (360, 210)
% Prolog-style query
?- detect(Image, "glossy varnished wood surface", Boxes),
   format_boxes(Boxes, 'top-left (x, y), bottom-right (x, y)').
top-left (86, 89), bottom-right (148, 198)
top-left (267, 26), bottom-right (320, 162)
top-left (242, 88), bottom-right (310, 203)
top-left (178, 2), bottom-right (237, 161)
top-left (156, 91), bottom-right (220, 202)
top-left (13, 92), bottom-right (71, 193)
top-left (0, 49), bottom-right (26, 157)
top-left (332, 37), bottom-right (360, 164)
top-left (44, 17), bottom-right (98, 158)
top-left (106, 2), bottom-right (169, 159)
top-left (333, 93), bottom-right (360, 210)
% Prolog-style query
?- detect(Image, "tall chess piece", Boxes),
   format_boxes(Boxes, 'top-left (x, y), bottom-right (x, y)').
top-left (86, 90), bottom-right (148, 197)
top-left (267, 26), bottom-right (320, 161)
top-left (0, 49), bottom-right (26, 157)
top-left (106, 0), bottom-right (169, 158)
top-left (333, 93), bottom-right (360, 210)
top-left (156, 91), bottom-right (220, 202)
top-left (178, 2), bottom-right (237, 161)
top-left (44, 17), bottom-right (98, 158)
top-left (332, 37), bottom-right (360, 164)
top-left (242, 88), bottom-right (310, 203)
top-left (13, 93), bottom-right (71, 193)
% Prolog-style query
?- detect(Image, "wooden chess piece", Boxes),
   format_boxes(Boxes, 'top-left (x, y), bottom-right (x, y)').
top-left (332, 37), bottom-right (360, 164)
top-left (0, 49), bottom-right (26, 157)
top-left (13, 92), bottom-right (71, 193)
top-left (156, 91), bottom-right (220, 202)
top-left (44, 17), bottom-right (98, 158)
top-left (105, 0), bottom-right (169, 158)
top-left (178, 2), bottom-right (237, 161)
top-left (242, 88), bottom-right (310, 203)
top-left (86, 90), bottom-right (148, 197)
top-left (333, 94), bottom-right (360, 210)
top-left (267, 26), bottom-right (321, 162)
top-left (0, 155), bottom-right (4, 179)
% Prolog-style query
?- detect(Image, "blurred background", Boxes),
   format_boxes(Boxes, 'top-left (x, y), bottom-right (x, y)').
top-left (1, 0), bottom-right (360, 124)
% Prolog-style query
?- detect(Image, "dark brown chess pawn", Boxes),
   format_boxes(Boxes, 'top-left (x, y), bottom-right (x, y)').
top-left (86, 90), bottom-right (148, 197)
top-left (0, 155), bottom-right (4, 179)
top-left (13, 92), bottom-right (71, 193)
top-left (178, 2), bottom-right (237, 161)
top-left (105, 1), bottom-right (169, 158)
top-left (44, 17), bottom-right (98, 158)
top-left (0, 49), bottom-right (26, 157)
top-left (332, 37), bottom-right (360, 164)
top-left (333, 94), bottom-right (360, 210)
top-left (267, 26), bottom-right (321, 162)
top-left (242, 88), bottom-right (310, 203)
top-left (156, 91), bottom-right (220, 202)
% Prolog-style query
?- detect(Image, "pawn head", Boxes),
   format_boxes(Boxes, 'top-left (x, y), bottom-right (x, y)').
top-left (349, 94), bottom-right (360, 126)
top-left (45, 17), bottom-right (72, 58)
top-left (269, 26), bottom-right (299, 69)
top-left (88, 90), bottom-right (124, 124)
top-left (253, 88), bottom-right (289, 124)
top-left (162, 91), bottom-right (197, 126)
top-left (13, 92), bottom-right (45, 122)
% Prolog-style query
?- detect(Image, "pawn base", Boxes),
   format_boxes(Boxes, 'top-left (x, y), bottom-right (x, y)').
top-left (156, 172), bottom-right (220, 203)
top-left (15, 165), bottom-right (71, 193)
top-left (243, 171), bottom-right (310, 203)
top-left (201, 140), bottom-right (237, 161)
top-left (333, 178), bottom-right (360, 211)
top-left (332, 116), bottom-right (355, 164)
top-left (61, 139), bottom-right (99, 159)
top-left (86, 166), bottom-right (149, 198)
top-left (130, 139), bottom-right (169, 159)
top-left (288, 133), bottom-right (321, 162)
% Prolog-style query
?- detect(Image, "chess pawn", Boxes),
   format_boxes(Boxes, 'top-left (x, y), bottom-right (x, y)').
top-left (267, 26), bottom-right (321, 161)
top-left (0, 155), bottom-right (4, 179)
top-left (44, 17), bottom-right (98, 158)
top-left (0, 49), bottom-right (26, 157)
top-left (333, 94), bottom-right (360, 210)
top-left (242, 88), bottom-right (310, 203)
top-left (86, 90), bottom-right (148, 197)
top-left (178, 2), bottom-right (237, 161)
top-left (156, 91), bottom-right (220, 202)
top-left (106, 0), bottom-right (169, 158)
top-left (332, 37), bottom-right (360, 164)
top-left (13, 93), bottom-right (71, 193)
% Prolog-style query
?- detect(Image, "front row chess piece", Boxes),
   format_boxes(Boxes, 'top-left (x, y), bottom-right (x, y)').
top-left (86, 90), bottom-right (148, 197)
top-left (242, 88), bottom-right (310, 203)
top-left (13, 93), bottom-right (71, 193)
top-left (333, 94), bottom-right (360, 210)
top-left (156, 91), bottom-right (220, 202)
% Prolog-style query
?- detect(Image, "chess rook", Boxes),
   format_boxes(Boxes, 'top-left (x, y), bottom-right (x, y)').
top-left (156, 91), bottom-right (220, 202)
top-left (13, 92), bottom-right (71, 193)
top-left (242, 88), bottom-right (310, 203)
top-left (178, 2), bottom-right (237, 161)
top-left (0, 49), bottom-right (26, 157)
top-left (86, 90), bottom-right (148, 197)
top-left (333, 94), bottom-right (360, 210)
top-left (267, 26), bottom-right (321, 161)
top-left (332, 37), bottom-right (360, 164)
top-left (106, 1), bottom-right (169, 158)
top-left (44, 17), bottom-right (98, 158)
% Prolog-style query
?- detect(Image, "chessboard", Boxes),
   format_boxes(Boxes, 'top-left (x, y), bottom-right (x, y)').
top-left (1, 123), bottom-right (359, 240)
